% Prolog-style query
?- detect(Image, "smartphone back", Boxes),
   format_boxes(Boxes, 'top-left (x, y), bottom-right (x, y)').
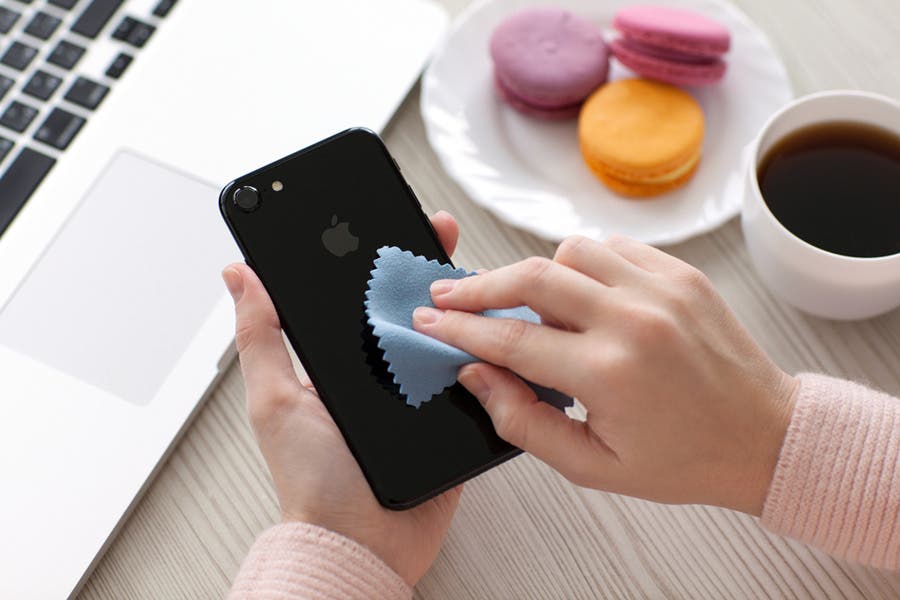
top-left (220, 129), bottom-right (517, 508)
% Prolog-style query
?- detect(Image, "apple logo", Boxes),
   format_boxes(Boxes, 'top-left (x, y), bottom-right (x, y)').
top-left (321, 214), bottom-right (359, 257)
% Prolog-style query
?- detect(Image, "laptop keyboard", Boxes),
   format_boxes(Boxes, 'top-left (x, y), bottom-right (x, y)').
top-left (0, 0), bottom-right (175, 236)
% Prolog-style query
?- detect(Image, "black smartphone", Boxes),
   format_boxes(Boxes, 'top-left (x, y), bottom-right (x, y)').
top-left (219, 128), bottom-right (519, 509)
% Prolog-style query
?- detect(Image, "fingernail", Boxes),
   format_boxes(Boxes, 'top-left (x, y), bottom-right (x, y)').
top-left (222, 267), bottom-right (243, 302)
top-left (459, 368), bottom-right (490, 402)
top-left (430, 279), bottom-right (457, 296)
top-left (413, 306), bottom-right (444, 326)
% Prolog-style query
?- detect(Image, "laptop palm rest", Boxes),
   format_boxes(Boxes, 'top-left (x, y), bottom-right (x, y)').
top-left (0, 150), bottom-right (237, 405)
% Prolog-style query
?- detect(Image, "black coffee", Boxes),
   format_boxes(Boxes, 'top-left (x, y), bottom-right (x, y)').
top-left (758, 121), bottom-right (900, 258)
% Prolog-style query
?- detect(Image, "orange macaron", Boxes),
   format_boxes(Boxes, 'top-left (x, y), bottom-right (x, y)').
top-left (578, 78), bottom-right (704, 198)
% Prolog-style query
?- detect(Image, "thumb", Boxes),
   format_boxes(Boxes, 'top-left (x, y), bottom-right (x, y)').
top-left (458, 363), bottom-right (617, 487)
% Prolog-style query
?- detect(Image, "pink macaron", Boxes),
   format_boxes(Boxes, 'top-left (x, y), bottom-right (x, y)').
top-left (610, 5), bottom-right (730, 86)
top-left (490, 7), bottom-right (609, 119)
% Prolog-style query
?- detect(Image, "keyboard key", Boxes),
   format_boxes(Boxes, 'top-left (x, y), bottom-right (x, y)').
top-left (49, 0), bottom-right (80, 9)
top-left (125, 19), bottom-right (154, 48)
top-left (105, 52), bottom-right (132, 79)
top-left (0, 137), bottom-right (13, 163)
top-left (23, 70), bottom-right (63, 100)
top-left (71, 0), bottom-right (124, 38)
top-left (1, 41), bottom-right (39, 71)
top-left (0, 101), bottom-right (39, 132)
top-left (112, 16), bottom-right (154, 48)
top-left (0, 147), bottom-right (56, 236)
top-left (110, 15), bottom-right (134, 40)
top-left (153, 0), bottom-right (176, 18)
top-left (0, 7), bottom-right (21, 34)
top-left (24, 11), bottom-right (62, 40)
top-left (64, 76), bottom-right (109, 109)
top-left (0, 75), bottom-right (14, 101)
top-left (47, 39), bottom-right (86, 69)
top-left (34, 107), bottom-right (85, 150)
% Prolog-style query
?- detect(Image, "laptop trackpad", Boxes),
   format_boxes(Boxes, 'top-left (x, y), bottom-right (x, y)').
top-left (0, 151), bottom-right (238, 405)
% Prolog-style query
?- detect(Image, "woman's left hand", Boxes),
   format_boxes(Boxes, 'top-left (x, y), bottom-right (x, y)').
top-left (222, 211), bottom-right (463, 587)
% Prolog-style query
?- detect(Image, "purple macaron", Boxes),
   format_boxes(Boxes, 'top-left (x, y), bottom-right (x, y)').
top-left (490, 7), bottom-right (609, 119)
top-left (611, 5), bottom-right (730, 86)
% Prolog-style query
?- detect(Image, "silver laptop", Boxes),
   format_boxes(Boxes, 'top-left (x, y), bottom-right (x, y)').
top-left (0, 1), bottom-right (447, 597)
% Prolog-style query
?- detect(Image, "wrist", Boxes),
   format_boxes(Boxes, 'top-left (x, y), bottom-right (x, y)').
top-left (281, 508), bottom-right (357, 544)
top-left (738, 371), bottom-right (799, 516)
top-left (241, 522), bottom-right (412, 598)
top-left (281, 509), bottom-right (412, 586)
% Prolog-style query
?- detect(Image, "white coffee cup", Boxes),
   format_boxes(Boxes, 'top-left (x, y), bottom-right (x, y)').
top-left (741, 90), bottom-right (900, 320)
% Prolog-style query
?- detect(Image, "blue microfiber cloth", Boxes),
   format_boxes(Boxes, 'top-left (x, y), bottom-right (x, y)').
top-left (364, 246), bottom-right (573, 410)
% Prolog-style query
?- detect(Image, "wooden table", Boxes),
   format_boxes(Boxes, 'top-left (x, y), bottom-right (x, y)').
top-left (79, 0), bottom-right (900, 597)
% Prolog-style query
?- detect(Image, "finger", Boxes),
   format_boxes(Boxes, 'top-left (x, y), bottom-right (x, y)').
top-left (429, 210), bottom-right (459, 256)
top-left (436, 482), bottom-right (464, 512)
top-left (429, 257), bottom-right (607, 330)
top-left (459, 363), bottom-right (618, 486)
top-left (409, 482), bottom-right (464, 532)
top-left (554, 235), bottom-right (646, 285)
top-left (413, 307), bottom-right (583, 394)
top-left (223, 264), bottom-right (304, 407)
top-left (283, 339), bottom-right (316, 391)
top-left (602, 235), bottom-right (683, 273)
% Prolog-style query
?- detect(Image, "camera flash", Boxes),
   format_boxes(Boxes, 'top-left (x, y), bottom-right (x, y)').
top-left (271, 180), bottom-right (283, 192)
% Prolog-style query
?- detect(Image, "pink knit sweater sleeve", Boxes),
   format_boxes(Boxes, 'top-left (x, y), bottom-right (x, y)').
top-left (762, 373), bottom-right (899, 570)
top-left (228, 522), bottom-right (412, 600)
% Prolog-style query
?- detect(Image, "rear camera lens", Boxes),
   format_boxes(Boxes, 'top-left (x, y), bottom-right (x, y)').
top-left (233, 186), bottom-right (260, 212)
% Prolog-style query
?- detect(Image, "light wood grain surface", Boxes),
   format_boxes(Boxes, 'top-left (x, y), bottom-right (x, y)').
top-left (78, 0), bottom-right (900, 598)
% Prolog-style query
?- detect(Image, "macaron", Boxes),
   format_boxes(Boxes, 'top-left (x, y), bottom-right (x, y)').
top-left (610, 5), bottom-right (730, 86)
top-left (490, 7), bottom-right (609, 119)
top-left (578, 78), bottom-right (704, 198)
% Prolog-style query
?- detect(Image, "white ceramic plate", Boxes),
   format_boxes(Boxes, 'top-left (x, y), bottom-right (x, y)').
top-left (421, 0), bottom-right (793, 245)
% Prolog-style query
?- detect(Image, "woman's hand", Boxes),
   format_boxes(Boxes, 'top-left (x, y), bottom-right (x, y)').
top-left (222, 211), bottom-right (462, 587)
top-left (413, 235), bottom-right (798, 516)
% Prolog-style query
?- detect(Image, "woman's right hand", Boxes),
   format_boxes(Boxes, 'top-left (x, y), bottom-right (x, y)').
top-left (413, 235), bottom-right (799, 516)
